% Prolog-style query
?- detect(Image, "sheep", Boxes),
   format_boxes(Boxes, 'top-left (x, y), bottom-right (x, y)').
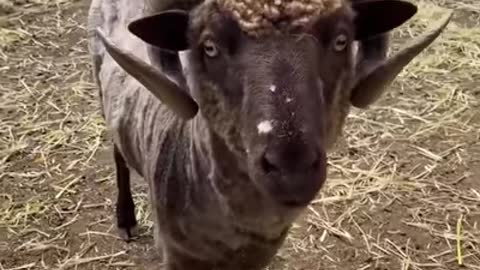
top-left (87, 0), bottom-right (452, 269)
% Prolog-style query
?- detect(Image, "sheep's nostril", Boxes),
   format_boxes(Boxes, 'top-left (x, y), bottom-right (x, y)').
top-left (261, 154), bottom-right (278, 174)
top-left (260, 146), bottom-right (321, 175)
top-left (310, 156), bottom-right (321, 171)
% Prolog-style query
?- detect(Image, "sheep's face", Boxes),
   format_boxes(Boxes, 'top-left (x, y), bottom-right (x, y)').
top-left (182, 3), bottom-right (359, 207)
top-left (125, 0), bottom-right (422, 208)
top-left (119, 0), bottom-right (451, 207)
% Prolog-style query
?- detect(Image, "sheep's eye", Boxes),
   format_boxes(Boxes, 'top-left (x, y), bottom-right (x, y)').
top-left (203, 39), bottom-right (219, 58)
top-left (333, 34), bottom-right (348, 52)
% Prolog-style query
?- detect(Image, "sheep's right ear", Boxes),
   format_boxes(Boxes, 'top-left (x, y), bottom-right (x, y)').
top-left (128, 10), bottom-right (190, 52)
top-left (95, 28), bottom-right (198, 120)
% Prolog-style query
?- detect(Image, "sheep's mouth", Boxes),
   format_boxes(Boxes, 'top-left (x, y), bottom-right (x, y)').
top-left (257, 160), bottom-right (326, 209)
top-left (233, 224), bottom-right (290, 243)
top-left (262, 172), bottom-right (325, 209)
top-left (279, 198), bottom-right (313, 208)
top-left (273, 188), bottom-right (321, 209)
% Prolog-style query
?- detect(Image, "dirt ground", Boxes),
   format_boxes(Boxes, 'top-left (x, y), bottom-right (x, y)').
top-left (0, 0), bottom-right (479, 269)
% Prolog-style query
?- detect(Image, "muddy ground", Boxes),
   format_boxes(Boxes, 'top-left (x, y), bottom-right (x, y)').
top-left (0, 0), bottom-right (479, 269)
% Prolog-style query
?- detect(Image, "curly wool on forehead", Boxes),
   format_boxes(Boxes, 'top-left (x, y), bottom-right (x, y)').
top-left (214, 0), bottom-right (345, 36)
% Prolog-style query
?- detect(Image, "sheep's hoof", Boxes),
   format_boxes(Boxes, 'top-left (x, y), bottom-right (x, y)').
top-left (118, 224), bottom-right (139, 242)
top-left (116, 200), bottom-right (138, 242)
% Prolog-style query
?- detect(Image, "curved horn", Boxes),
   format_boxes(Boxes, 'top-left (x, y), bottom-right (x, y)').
top-left (95, 28), bottom-right (199, 120)
top-left (350, 10), bottom-right (454, 108)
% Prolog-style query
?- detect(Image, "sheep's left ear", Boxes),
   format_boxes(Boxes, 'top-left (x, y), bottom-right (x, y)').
top-left (352, 0), bottom-right (417, 40)
top-left (128, 10), bottom-right (190, 52)
top-left (349, 0), bottom-right (453, 108)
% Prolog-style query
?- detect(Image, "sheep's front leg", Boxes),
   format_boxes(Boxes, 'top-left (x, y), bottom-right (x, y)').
top-left (113, 144), bottom-right (138, 240)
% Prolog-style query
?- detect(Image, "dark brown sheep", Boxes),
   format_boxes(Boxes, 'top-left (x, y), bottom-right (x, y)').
top-left (87, 0), bottom-right (452, 269)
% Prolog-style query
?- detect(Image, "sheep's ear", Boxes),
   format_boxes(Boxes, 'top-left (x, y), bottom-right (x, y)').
top-left (350, 8), bottom-right (453, 108)
top-left (352, 0), bottom-right (417, 40)
top-left (128, 10), bottom-right (189, 52)
top-left (95, 28), bottom-right (198, 119)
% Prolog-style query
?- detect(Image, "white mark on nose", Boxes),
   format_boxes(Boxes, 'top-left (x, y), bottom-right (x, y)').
top-left (286, 97), bottom-right (293, 103)
top-left (257, 120), bottom-right (273, 134)
top-left (269, 85), bottom-right (276, 92)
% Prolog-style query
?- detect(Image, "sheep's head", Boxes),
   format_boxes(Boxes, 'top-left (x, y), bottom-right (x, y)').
top-left (97, 0), bottom-right (452, 207)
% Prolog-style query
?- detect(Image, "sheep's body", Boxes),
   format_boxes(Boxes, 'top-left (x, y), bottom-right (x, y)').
top-left (88, 0), bottom-right (297, 268)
